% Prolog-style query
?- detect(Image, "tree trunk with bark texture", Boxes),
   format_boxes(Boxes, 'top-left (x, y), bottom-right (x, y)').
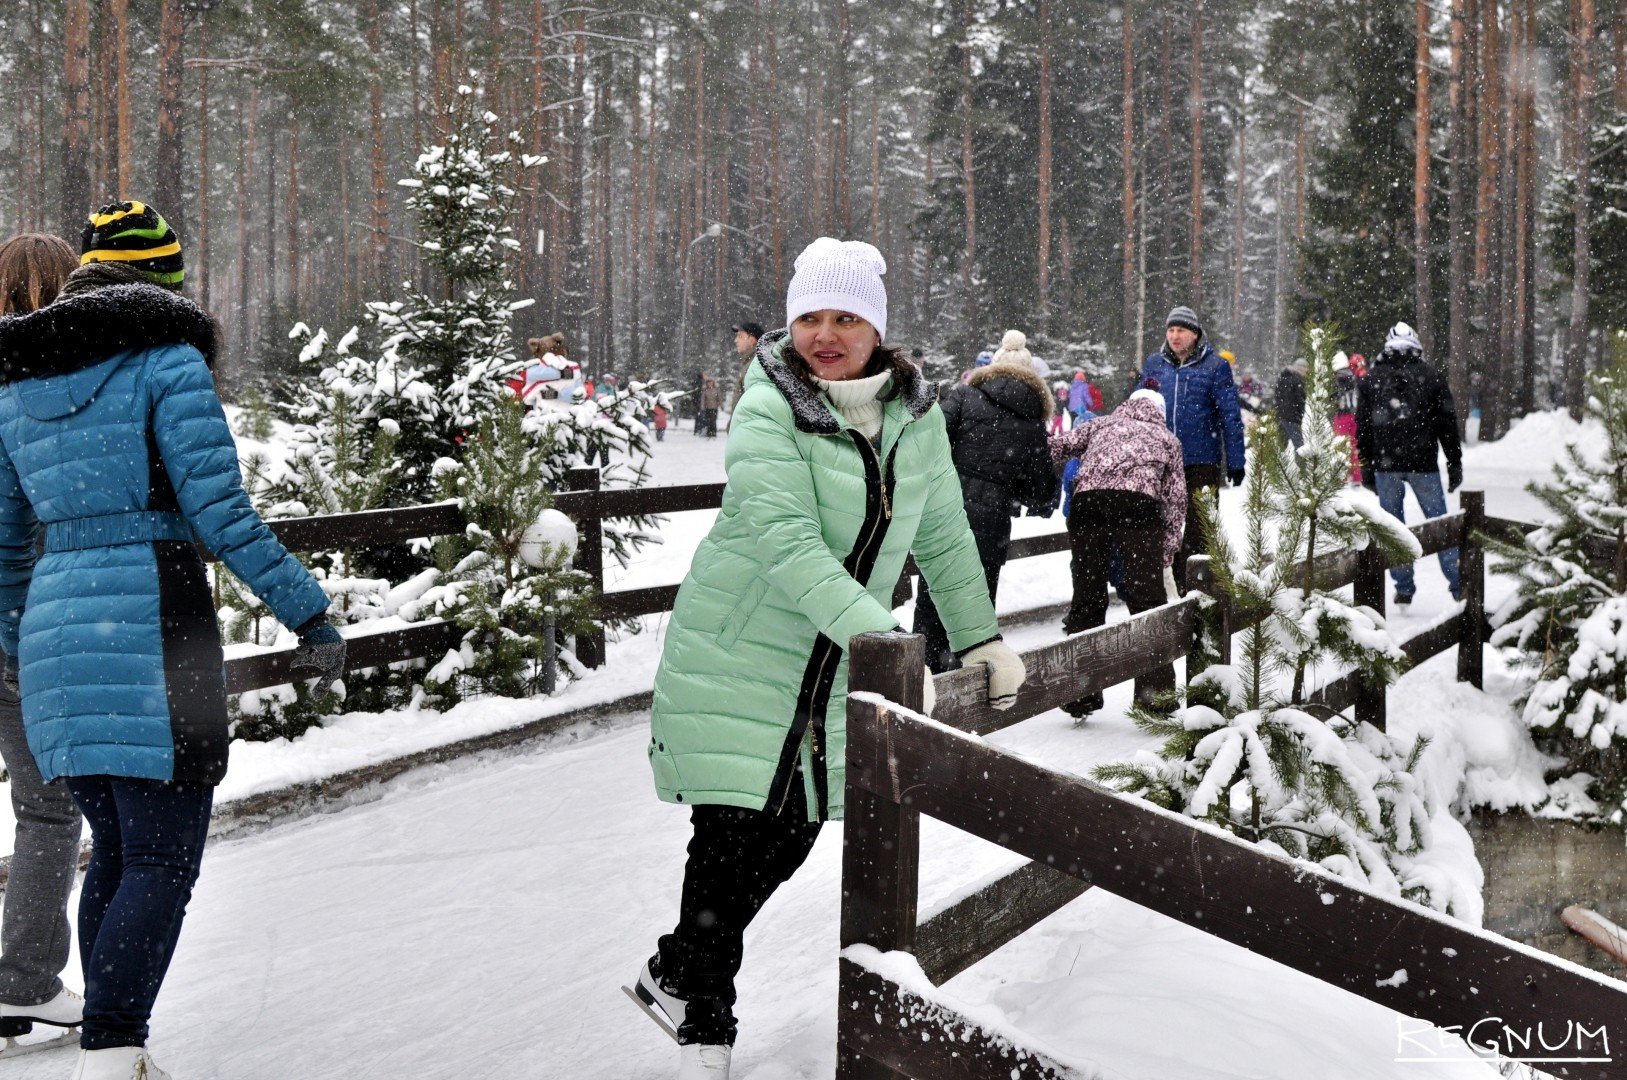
top-left (113, 0), bottom-right (132, 199)
top-left (1122, 0), bottom-right (1137, 360)
top-left (61, 0), bottom-right (91, 236)
top-left (1413, 0), bottom-right (1433, 356)
top-left (1565, 0), bottom-right (1596, 419)
top-left (156, 0), bottom-right (185, 235)
top-left (1038, 0), bottom-right (1053, 317)
top-left (1447, 0), bottom-right (1472, 414)
top-left (1189, 0), bottom-right (1204, 311)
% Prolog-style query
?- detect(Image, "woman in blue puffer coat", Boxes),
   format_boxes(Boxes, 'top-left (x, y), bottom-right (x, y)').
top-left (0, 201), bottom-right (344, 1080)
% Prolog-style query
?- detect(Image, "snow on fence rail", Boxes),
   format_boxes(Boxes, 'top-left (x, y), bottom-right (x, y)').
top-left (837, 629), bottom-right (1627, 1080)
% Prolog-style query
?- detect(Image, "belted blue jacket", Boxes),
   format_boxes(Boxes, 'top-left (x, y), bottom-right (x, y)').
top-left (1139, 340), bottom-right (1248, 470)
top-left (0, 284), bottom-right (329, 785)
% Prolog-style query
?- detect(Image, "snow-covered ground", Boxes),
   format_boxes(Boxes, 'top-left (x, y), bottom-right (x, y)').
top-left (0, 410), bottom-right (1600, 1079)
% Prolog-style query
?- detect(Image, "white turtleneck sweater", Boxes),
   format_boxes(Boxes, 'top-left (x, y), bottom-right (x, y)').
top-left (813, 369), bottom-right (892, 441)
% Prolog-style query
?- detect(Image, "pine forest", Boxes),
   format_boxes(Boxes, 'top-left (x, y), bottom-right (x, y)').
top-left (0, 0), bottom-right (1623, 435)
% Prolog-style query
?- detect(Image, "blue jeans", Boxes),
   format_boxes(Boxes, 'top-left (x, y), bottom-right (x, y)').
top-left (1374, 471), bottom-right (1460, 599)
top-left (65, 777), bottom-right (213, 1050)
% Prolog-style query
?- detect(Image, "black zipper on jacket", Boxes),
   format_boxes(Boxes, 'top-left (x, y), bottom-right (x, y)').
top-left (768, 432), bottom-right (898, 819)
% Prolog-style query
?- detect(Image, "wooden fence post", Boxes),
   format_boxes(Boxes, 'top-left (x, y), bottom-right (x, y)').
top-left (1354, 543), bottom-right (1388, 732)
top-left (839, 632), bottom-right (924, 1080)
top-left (1457, 490), bottom-right (1485, 690)
top-left (569, 465), bottom-right (606, 668)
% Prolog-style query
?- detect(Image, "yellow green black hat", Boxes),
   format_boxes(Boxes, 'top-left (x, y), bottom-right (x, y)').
top-left (80, 200), bottom-right (184, 288)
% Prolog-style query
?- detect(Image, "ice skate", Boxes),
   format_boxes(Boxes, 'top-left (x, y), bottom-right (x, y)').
top-left (0, 985), bottom-right (83, 1028)
top-left (68, 1045), bottom-right (171, 1080)
top-left (623, 956), bottom-right (685, 1042)
top-left (677, 1043), bottom-right (731, 1079)
top-left (0, 987), bottom-right (83, 1059)
top-left (0, 1020), bottom-right (77, 1060)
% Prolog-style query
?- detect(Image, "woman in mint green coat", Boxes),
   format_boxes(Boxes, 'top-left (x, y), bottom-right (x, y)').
top-left (631, 239), bottom-right (1027, 1079)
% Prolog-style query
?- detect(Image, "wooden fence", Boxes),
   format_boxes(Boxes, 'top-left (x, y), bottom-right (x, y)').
top-left (838, 633), bottom-right (1627, 1080)
top-left (228, 474), bottom-right (1519, 715)
top-left (834, 496), bottom-right (1627, 1079)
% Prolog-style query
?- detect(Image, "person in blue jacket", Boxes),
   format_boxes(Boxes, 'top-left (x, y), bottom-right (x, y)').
top-left (1138, 305), bottom-right (1247, 591)
top-left (0, 201), bottom-right (345, 1080)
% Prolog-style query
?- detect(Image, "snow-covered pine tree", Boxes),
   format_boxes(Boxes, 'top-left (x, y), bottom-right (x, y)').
top-left (370, 83), bottom-right (540, 501)
top-left (1489, 337), bottom-right (1627, 823)
top-left (1095, 326), bottom-right (1461, 912)
top-left (420, 393), bottom-right (597, 705)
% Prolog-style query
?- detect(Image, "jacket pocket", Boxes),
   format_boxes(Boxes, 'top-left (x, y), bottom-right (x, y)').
top-left (716, 577), bottom-right (770, 651)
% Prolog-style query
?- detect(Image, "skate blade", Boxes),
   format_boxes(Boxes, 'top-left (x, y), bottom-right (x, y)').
top-left (622, 983), bottom-right (680, 1044)
top-left (0, 1031), bottom-right (78, 1059)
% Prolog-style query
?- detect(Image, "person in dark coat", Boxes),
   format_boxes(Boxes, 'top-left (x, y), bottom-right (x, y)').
top-left (1138, 305), bottom-right (1247, 592)
top-left (911, 351), bottom-right (1056, 673)
top-left (0, 202), bottom-right (345, 1080)
top-left (1275, 360), bottom-right (1307, 448)
top-left (1357, 322), bottom-right (1463, 606)
top-left (0, 234), bottom-right (85, 1046)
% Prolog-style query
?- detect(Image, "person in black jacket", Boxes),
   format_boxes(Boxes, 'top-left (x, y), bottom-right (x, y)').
top-left (1356, 322), bottom-right (1463, 606)
top-left (912, 349), bottom-right (1055, 672)
top-left (1274, 360), bottom-right (1307, 448)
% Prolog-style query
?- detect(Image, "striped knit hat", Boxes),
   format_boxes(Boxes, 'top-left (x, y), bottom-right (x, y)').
top-left (80, 201), bottom-right (184, 288)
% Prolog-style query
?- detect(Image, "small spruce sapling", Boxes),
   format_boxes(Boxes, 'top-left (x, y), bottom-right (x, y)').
top-left (1489, 335), bottom-right (1627, 823)
top-left (422, 393), bottom-right (597, 705)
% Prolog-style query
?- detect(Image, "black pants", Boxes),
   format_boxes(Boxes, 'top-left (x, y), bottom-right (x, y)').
top-left (1174, 463), bottom-right (1223, 593)
top-left (912, 490), bottom-right (1010, 674)
top-left (1064, 493), bottom-right (1174, 704)
top-left (659, 785), bottom-right (822, 1045)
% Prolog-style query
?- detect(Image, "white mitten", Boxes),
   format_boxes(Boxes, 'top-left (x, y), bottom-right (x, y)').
top-left (921, 667), bottom-right (937, 717)
top-left (961, 640), bottom-right (1026, 711)
top-left (1163, 566), bottom-right (1180, 603)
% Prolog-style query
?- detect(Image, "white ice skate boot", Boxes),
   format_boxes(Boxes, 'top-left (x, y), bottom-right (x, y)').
top-left (677, 1043), bottom-right (731, 1079)
top-left (0, 986), bottom-right (83, 1028)
top-left (69, 1045), bottom-right (171, 1080)
top-left (625, 956), bottom-right (686, 1042)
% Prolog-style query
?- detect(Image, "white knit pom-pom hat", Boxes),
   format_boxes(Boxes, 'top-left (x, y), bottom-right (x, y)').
top-left (785, 237), bottom-right (888, 341)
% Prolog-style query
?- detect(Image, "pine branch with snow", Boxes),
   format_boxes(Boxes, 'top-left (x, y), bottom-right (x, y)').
top-left (1489, 337), bottom-right (1627, 824)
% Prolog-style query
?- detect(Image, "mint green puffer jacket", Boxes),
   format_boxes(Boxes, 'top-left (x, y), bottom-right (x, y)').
top-left (649, 332), bottom-right (999, 821)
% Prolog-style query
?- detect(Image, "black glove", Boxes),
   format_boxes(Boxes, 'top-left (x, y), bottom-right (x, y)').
top-left (1447, 463), bottom-right (1463, 492)
top-left (291, 615), bottom-right (346, 692)
top-left (1228, 468), bottom-right (1246, 488)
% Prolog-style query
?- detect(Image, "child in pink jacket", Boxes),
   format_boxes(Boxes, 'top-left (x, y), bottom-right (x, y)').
top-left (1048, 378), bottom-right (1188, 718)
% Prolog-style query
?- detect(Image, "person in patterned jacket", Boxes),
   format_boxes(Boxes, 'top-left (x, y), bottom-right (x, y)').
top-left (1048, 377), bottom-right (1187, 719)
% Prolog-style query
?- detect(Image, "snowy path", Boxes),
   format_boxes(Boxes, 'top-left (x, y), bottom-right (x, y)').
top-left (0, 412), bottom-right (1584, 1078)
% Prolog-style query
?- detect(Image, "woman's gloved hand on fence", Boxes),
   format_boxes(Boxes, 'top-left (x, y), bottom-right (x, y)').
top-left (921, 666), bottom-right (937, 717)
top-left (1163, 567), bottom-right (1180, 604)
top-left (291, 614), bottom-right (347, 693)
top-left (961, 640), bottom-right (1026, 711)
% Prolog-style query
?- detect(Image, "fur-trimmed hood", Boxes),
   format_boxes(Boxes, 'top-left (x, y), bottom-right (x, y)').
top-left (751, 328), bottom-right (938, 435)
top-left (966, 360), bottom-right (1054, 421)
top-left (0, 283), bottom-right (217, 385)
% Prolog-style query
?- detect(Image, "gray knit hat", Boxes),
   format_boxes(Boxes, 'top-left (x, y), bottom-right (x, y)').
top-left (1166, 306), bottom-right (1203, 335)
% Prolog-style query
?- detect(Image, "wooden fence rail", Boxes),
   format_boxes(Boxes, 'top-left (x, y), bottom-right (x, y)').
top-left (838, 650), bottom-right (1627, 1079)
